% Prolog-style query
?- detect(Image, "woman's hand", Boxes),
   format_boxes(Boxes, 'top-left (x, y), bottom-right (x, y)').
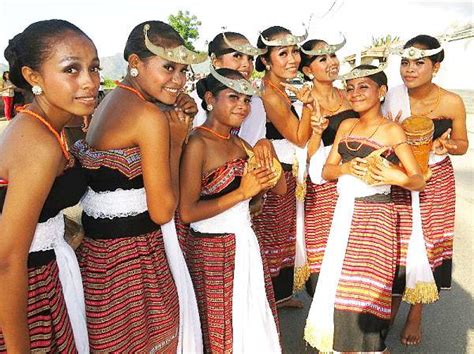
top-left (368, 159), bottom-right (406, 186)
top-left (432, 128), bottom-right (457, 155)
top-left (175, 92), bottom-right (198, 118)
top-left (249, 196), bottom-right (264, 217)
top-left (239, 165), bottom-right (276, 199)
top-left (280, 82), bottom-right (314, 104)
top-left (166, 108), bottom-right (191, 146)
top-left (341, 157), bottom-right (367, 178)
top-left (309, 99), bottom-right (329, 136)
top-left (386, 110), bottom-right (402, 123)
top-left (252, 139), bottom-right (274, 169)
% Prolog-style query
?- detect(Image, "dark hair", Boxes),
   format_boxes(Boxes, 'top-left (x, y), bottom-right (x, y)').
top-left (2, 71), bottom-right (9, 81)
top-left (196, 68), bottom-right (246, 110)
top-left (349, 64), bottom-right (388, 88)
top-left (255, 26), bottom-right (292, 72)
top-left (4, 19), bottom-right (92, 90)
top-left (299, 39), bottom-right (327, 81)
top-left (404, 34), bottom-right (444, 63)
top-left (208, 32), bottom-right (248, 57)
top-left (123, 20), bottom-right (184, 61)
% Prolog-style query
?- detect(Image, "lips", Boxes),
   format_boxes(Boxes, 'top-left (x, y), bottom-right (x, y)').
top-left (75, 95), bottom-right (96, 105)
top-left (163, 87), bottom-right (180, 95)
top-left (403, 76), bottom-right (417, 81)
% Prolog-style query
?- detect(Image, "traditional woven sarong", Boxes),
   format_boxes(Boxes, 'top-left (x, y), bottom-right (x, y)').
top-left (186, 158), bottom-right (280, 353)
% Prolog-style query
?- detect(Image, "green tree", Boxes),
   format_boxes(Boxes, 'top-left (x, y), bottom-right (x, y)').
top-left (168, 10), bottom-right (202, 50)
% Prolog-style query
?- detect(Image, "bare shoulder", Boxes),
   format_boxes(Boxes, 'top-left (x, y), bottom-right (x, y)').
top-left (338, 118), bottom-right (358, 132)
top-left (183, 131), bottom-right (207, 155)
top-left (441, 88), bottom-right (465, 107)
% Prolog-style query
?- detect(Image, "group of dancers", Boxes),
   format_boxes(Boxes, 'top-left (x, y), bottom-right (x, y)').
top-left (0, 17), bottom-right (468, 353)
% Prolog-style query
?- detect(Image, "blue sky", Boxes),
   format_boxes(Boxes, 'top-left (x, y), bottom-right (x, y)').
top-left (1, 0), bottom-right (473, 88)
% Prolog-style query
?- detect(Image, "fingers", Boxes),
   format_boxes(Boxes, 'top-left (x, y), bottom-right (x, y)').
top-left (280, 82), bottom-right (299, 93)
top-left (395, 110), bottom-right (402, 123)
top-left (350, 158), bottom-right (367, 177)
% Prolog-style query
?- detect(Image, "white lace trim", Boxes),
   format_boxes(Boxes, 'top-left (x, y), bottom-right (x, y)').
top-left (29, 211), bottom-right (65, 253)
top-left (81, 187), bottom-right (147, 219)
top-left (429, 152), bottom-right (447, 165)
top-left (271, 139), bottom-right (296, 165)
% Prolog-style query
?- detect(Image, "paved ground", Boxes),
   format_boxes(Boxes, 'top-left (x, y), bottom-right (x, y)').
top-left (1, 118), bottom-right (472, 353)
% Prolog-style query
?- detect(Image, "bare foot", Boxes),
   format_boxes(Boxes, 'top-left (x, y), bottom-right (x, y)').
top-left (400, 304), bottom-right (423, 345)
top-left (276, 297), bottom-right (304, 309)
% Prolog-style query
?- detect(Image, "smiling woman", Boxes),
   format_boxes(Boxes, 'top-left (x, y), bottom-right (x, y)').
top-left (0, 19), bottom-right (99, 353)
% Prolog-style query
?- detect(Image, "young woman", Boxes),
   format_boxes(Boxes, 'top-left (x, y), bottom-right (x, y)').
top-left (0, 20), bottom-right (99, 352)
top-left (298, 38), bottom-right (359, 295)
top-left (384, 34), bottom-right (468, 346)
top-left (71, 21), bottom-right (205, 352)
top-left (1, 71), bottom-right (15, 120)
top-left (252, 25), bottom-right (313, 307)
top-left (180, 67), bottom-right (284, 352)
top-left (304, 65), bottom-right (425, 353)
top-left (179, 31), bottom-right (271, 255)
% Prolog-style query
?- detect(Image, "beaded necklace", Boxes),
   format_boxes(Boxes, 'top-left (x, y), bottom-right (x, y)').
top-left (264, 79), bottom-right (292, 106)
top-left (115, 81), bottom-right (146, 101)
top-left (18, 107), bottom-right (70, 159)
top-left (410, 84), bottom-right (441, 117)
top-left (195, 125), bottom-right (231, 140)
top-left (344, 119), bottom-right (384, 152)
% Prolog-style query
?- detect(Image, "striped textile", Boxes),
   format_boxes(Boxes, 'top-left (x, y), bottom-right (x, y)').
top-left (0, 260), bottom-right (76, 353)
top-left (331, 199), bottom-right (396, 352)
top-left (305, 180), bottom-right (337, 275)
top-left (77, 230), bottom-right (179, 353)
top-left (253, 170), bottom-right (297, 278)
top-left (186, 231), bottom-right (278, 353)
top-left (392, 157), bottom-right (455, 290)
top-left (174, 211), bottom-right (190, 258)
top-left (334, 199), bottom-right (397, 320)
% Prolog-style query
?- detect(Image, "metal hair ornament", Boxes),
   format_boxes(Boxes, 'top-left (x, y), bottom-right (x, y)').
top-left (221, 31), bottom-right (267, 56)
top-left (259, 28), bottom-right (308, 47)
top-left (143, 24), bottom-right (207, 64)
top-left (300, 35), bottom-right (347, 56)
top-left (391, 45), bottom-right (443, 60)
top-left (209, 66), bottom-right (262, 96)
top-left (338, 62), bottom-right (388, 81)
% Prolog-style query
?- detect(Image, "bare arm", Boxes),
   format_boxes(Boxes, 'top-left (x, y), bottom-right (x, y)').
top-left (0, 130), bottom-right (61, 353)
top-left (134, 106), bottom-right (186, 224)
top-left (262, 92), bottom-right (312, 147)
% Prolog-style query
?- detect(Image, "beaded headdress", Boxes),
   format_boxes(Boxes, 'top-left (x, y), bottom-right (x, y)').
top-left (259, 29), bottom-right (308, 47)
top-left (209, 66), bottom-right (262, 96)
top-left (300, 35), bottom-right (347, 56)
top-left (222, 32), bottom-right (267, 56)
top-left (143, 24), bottom-right (207, 64)
top-left (338, 62), bottom-right (388, 81)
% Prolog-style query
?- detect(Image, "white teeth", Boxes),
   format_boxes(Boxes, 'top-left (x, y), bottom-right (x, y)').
top-left (164, 87), bottom-right (178, 93)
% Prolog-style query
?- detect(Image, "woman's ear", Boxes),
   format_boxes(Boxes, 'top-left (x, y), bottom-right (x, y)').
top-left (21, 66), bottom-right (43, 89)
top-left (204, 91), bottom-right (215, 107)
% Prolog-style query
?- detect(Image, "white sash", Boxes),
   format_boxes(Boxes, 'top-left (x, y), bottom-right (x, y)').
top-left (304, 175), bottom-right (390, 352)
top-left (191, 201), bottom-right (281, 353)
top-left (30, 211), bottom-right (89, 354)
top-left (80, 187), bottom-right (203, 353)
top-left (384, 84), bottom-right (439, 303)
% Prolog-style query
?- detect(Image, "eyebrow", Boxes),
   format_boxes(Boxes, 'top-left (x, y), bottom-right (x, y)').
top-left (59, 56), bottom-right (100, 64)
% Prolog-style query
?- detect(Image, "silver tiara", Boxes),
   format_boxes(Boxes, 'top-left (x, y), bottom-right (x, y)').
top-left (300, 35), bottom-right (347, 56)
top-left (259, 29), bottom-right (308, 47)
top-left (143, 24), bottom-right (207, 64)
top-left (209, 66), bottom-right (262, 96)
top-left (390, 45), bottom-right (443, 60)
top-left (222, 31), bottom-right (267, 56)
top-left (338, 62), bottom-right (388, 81)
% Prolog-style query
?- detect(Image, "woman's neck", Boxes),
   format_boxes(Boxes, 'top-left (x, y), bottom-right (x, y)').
top-left (122, 75), bottom-right (153, 102)
top-left (29, 98), bottom-right (74, 133)
top-left (408, 81), bottom-right (435, 100)
top-left (312, 80), bottom-right (337, 99)
top-left (264, 71), bottom-right (285, 85)
top-left (203, 116), bottom-right (232, 136)
top-left (358, 105), bottom-right (385, 126)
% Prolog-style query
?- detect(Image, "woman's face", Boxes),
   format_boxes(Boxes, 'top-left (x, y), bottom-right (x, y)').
top-left (36, 32), bottom-right (101, 117)
top-left (306, 42), bottom-right (340, 82)
top-left (214, 38), bottom-right (254, 79)
top-left (136, 54), bottom-right (188, 105)
top-left (345, 77), bottom-right (384, 113)
top-left (400, 44), bottom-right (438, 89)
top-left (4, 72), bottom-right (9, 81)
top-left (211, 88), bottom-right (251, 128)
top-left (267, 39), bottom-right (301, 79)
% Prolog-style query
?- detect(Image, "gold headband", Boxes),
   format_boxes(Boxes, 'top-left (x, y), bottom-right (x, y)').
top-left (222, 32), bottom-right (267, 56)
top-left (143, 24), bottom-right (207, 64)
top-left (259, 29), bottom-right (308, 47)
top-left (338, 62), bottom-right (387, 81)
top-left (300, 35), bottom-right (346, 56)
top-left (391, 45), bottom-right (443, 60)
top-left (209, 66), bottom-right (262, 96)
